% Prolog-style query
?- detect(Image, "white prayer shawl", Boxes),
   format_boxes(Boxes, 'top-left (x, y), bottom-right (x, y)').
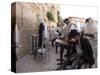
top-left (85, 18), bottom-right (95, 34)
top-left (68, 23), bottom-right (78, 32)
top-left (38, 16), bottom-right (44, 24)
top-left (42, 23), bottom-right (49, 40)
top-left (38, 17), bottom-right (48, 40)
top-left (57, 23), bottom-right (78, 38)
top-left (64, 22), bottom-right (78, 36)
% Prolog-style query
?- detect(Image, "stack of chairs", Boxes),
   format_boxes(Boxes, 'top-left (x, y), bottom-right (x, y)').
top-left (31, 34), bottom-right (49, 63)
top-left (56, 43), bottom-right (69, 70)
top-left (56, 43), bottom-right (80, 70)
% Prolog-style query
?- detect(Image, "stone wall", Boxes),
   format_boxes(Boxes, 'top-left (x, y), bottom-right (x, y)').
top-left (12, 2), bottom-right (60, 60)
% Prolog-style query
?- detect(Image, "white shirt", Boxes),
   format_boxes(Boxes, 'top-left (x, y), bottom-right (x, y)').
top-left (68, 23), bottom-right (78, 32)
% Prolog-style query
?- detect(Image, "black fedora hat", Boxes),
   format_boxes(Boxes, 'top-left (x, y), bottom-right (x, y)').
top-left (69, 30), bottom-right (80, 37)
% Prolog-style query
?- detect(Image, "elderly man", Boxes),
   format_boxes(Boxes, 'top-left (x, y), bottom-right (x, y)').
top-left (64, 18), bottom-right (78, 38)
top-left (61, 31), bottom-right (94, 69)
top-left (62, 18), bottom-right (79, 57)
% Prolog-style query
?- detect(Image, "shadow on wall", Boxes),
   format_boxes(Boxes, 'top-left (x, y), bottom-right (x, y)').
top-left (16, 29), bottom-right (34, 60)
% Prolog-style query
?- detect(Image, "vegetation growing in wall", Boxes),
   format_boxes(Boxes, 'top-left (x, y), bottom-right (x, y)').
top-left (46, 11), bottom-right (55, 22)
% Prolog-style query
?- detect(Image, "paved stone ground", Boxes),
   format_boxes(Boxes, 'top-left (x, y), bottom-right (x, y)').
top-left (16, 39), bottom-right (97, 73)
top-left (16, 47), bottom-right (60, 73)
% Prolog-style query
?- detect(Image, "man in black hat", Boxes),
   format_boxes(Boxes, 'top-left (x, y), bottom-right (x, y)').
top-left (62, 30), bottom-right (94, 69)
top-left (63, 18), bottom-right (79, 58)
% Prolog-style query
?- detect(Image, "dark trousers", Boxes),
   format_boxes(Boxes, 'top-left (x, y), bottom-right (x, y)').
top-left (52, 37), bottom-right (57, 47)
top-left (38, 35), bottom-right (42, 47)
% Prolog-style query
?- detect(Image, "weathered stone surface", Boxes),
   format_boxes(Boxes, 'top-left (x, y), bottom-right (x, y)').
top-left (12, 2), bottom-right (60, 60)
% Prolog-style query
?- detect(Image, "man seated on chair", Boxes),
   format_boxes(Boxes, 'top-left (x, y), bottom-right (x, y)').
top-left (62, 30), bottom-right (94, 69)
top-left (63, 18), bottom-right (79, 57)
top-left (56, 18), bottom-right (94, 69)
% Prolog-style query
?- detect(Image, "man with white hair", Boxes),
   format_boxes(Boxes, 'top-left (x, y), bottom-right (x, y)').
top-left (85, 17), bottom-right (95, 38)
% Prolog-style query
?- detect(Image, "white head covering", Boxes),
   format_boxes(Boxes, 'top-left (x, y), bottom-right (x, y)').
top-left (85, 17), bottom-right (95, 34)
top-left (38, 17), bottom-right (48, 39)
top-left (38, 16), bottom-right (44, 24)
top-left (88, 17), bottom-right (94, 26)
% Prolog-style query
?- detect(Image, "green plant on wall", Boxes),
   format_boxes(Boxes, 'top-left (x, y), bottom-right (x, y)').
top-left (46, 11), bottom-right (55, 22)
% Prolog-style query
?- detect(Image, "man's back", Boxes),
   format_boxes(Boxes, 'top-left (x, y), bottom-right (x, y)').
top-left (80, 37), bottom-right (94, 65)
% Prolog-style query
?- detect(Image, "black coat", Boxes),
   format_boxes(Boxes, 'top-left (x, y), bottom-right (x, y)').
top-left (80, 37), bottom-right (94, 65)
top-left (38, 23), bottom-right (44, 47)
